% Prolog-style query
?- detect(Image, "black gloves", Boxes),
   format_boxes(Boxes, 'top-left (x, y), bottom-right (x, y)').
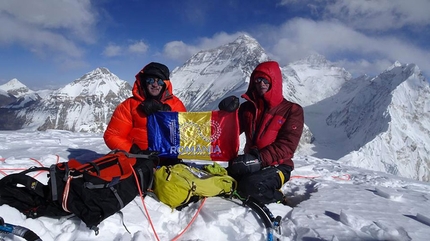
top-left (228, 149), bottom-right (262, 176)
top-left (129, 143), bottom-right (160, 168)
top-left (139, 99), bottom-right (171, 116)
top-left (218, 95), bottom-right (239, 112)
top-left (129, 143), bottom-right (159, 156)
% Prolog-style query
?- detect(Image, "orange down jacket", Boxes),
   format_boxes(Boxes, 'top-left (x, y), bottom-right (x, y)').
top-left (103, 67), bottom-right (186, 152)
top-left (239, 61), bottom-right (304, 169)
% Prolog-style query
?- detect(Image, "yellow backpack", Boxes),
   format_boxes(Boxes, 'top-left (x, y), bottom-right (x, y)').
top-left (153, 163), bottom-right (236, 209)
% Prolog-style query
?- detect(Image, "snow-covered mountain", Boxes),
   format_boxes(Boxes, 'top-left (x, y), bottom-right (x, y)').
top-left (339, 63), bottom-right (430, 181)
top-left (0, 78), bottom-right (33, 98)
top-left (282, 54), bottom-right (352, 107)
top-left (279, 54), bottom-right (353, 149)
top-left (303, 61), bottom-right (430, 181)
top-left (1, 35), bottom-right (429, 182)
top-left (0, 78), bottom-right (33, 107)
top-left (0, 89), bottom-right (15, 107)
top-left (171, 34), bottom-right (268, 111)
top-left (0, 68), bottom-right (131, 133)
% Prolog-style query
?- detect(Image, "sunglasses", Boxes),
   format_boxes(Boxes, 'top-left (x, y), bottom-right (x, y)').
top-left (254, 77), bottom-right (270, 85)
top-left (145, 77), bottom-right (165, 86)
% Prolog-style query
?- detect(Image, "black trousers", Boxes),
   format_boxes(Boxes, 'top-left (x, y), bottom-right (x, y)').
top-left (235, 165), bottom-right (292, 204)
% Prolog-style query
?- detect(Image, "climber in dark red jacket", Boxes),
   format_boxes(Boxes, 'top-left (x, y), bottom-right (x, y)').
top-left (219, 60), bottom-right (304, 204)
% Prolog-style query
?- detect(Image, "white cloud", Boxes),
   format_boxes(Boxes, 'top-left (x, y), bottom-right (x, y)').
top-left (279, 0), bottom-right (430, 31)
top-left (0, 15), bottom-right (84, 58)
top-left (102, 41), bottom-right (149, 57)
top-left (335, 58), bottom-right (393, 78)
top-left (163, 32), bottom-right (245, 62)
top-left (102, 44), bottom-right (122, 57)
top-left (159, 18), bottom-right (430, 78)
top-left (0, 0), bottom-right (97, 68)
top-left (128, 41), bottom-right (149, 54)
top-left (197, 32), bottom-right (246, 50)
top-left (326, 0), bottom-right (430, 31)
top-left (0, 0), bottom-right (97, 42)
top-left (253, 18), bottom-right (430, 77)
top-left (163, 41), bottom-right (198, 62)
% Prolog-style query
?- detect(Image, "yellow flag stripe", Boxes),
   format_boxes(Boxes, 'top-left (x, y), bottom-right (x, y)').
top-left (178, 112), bottom-right (212, 160)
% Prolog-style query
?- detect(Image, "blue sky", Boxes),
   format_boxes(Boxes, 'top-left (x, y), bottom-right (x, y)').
top-left (1, 0), bottom-right (429, 90)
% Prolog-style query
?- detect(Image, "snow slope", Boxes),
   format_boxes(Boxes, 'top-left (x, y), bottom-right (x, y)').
top-left (1, 130), bottom-right (429, 241)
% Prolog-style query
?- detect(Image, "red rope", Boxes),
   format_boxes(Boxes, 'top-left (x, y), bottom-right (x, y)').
top-left (62, 176), bottom-right (73, 212)
top-left (129, 163), bottom-right (207, 241)
top-left (0, 156), bottom-right (55, 177)
top-left (29, 158), bottom-right (46, 178)
top-left (0, 168), bottom-right (28, 171)
top-left (291, 174), bottom-right (351, 181)
top-left (0, 164), bottom-right (32, 176)
top-left (171, 197), bottom-right (206, 241)
top-left (290, 175), bottom-right (319, 179)
top-left (130, 163), bottom-right (160, 241)
top-left (29, 158), bottom-right (44, 167)
top-left (332, 174), bottom-right (351, 181)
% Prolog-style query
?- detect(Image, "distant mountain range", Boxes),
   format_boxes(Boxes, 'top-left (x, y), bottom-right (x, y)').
top-left (0, 68), bottom-right (131, 132)
top-left (1, 34), bottom-right (429, 182)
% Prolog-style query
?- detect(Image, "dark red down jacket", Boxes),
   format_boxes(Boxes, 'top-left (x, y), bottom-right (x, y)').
top-left (239, 61), bottom-right (304, 169)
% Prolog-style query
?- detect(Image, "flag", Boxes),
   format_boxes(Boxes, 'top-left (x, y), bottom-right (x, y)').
top-left (146, 110), bottom-right (239, 161)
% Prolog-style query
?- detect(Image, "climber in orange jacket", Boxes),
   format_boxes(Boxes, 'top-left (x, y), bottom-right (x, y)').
top-left (104, 62), bottom-right (186, 156)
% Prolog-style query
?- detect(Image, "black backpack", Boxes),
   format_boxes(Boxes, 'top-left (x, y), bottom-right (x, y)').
top-left (0, 150), bottom-right (156, 234)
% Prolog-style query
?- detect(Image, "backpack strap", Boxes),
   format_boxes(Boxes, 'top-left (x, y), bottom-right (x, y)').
top-left (0, 167), bottom-right (50, 199)
top-left (137, 161), bottom-right (155, 195)
top-left (110, 186), bottom-right (125, 209)
top-left (49, 164), bottom-right (62, 201)
top-left (18, 166), bottom-right (50, 175)
top-left (83, 176), bottom-right (121, 189)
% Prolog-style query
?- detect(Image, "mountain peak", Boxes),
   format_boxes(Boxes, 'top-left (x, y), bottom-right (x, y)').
top-left (234, 34), bottom-right (258, 43)
top-left (386, 61), bottom-right (403, 71)
top-left (305, 53), bottom-right (329, 65)
top-left (171, 34), bottom-right (268, 111)
top-left (0, 78), bottom-right (32, 98)
top-left (232, 34), bottom-right (263, 51)
top-left (92, 67), bottom-right (112, 75)
top-left (1, 68), bottom-right (132, 133)
top-left (0, 78), bottom-right (27, 91)
top-left (55, 67), bottom-right (129, 98)
top-left (75, 67), bottom-right (114, 82)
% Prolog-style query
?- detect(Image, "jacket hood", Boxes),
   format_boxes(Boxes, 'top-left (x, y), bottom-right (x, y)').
top-left (132, 63), bottom-right (174, 102)
top-left (139, 62), bottom-right (170, 80)
top-left (242, 61), bottom-right (284, 108)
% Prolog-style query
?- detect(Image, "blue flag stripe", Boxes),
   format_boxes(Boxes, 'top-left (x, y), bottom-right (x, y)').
top-left (147, 112), bottom-right (180, 158)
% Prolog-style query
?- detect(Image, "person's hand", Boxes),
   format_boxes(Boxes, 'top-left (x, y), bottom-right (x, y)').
top-left (129, 143), bottom-right (160, 167)
top-left (140, 99), bottom-right (171, 116)
top-left (218, 95), bottom-right (239, 112)
top-left (228, 152), bottom-right (261, 176)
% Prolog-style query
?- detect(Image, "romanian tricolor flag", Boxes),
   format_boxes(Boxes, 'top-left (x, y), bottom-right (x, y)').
top-left (146, 110), bottom-right (239, 161)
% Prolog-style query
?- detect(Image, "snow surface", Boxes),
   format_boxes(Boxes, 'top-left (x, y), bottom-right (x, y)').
top-left (1, 130), bottom-right (430, 241)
